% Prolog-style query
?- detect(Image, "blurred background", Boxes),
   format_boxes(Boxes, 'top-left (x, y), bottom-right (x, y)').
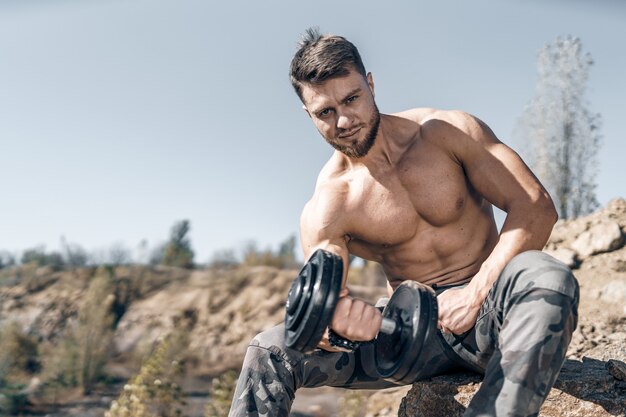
top-left (1, 0), bottom-right (624, 265)
top-left (0, 1), bottom-right (625, 416)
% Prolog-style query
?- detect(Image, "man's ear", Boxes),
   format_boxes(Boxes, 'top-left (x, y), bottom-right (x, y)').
top-left (367, 72), bottom-right (375, 98)
top-left (302, 104), bottom-right (311, 118)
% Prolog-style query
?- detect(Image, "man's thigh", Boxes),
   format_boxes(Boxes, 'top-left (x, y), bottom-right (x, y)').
top-left (439, 250), bottom-right (579, 372)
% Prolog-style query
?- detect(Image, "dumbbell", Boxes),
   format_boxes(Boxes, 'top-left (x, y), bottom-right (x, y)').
top-left (284, 249), bottom-right (439, 384)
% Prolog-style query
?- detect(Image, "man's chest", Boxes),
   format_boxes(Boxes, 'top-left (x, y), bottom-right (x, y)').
top-left (346, 160), bottom-right (471, 246)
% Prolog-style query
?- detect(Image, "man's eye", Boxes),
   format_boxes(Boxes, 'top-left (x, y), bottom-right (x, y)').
top-left (319, 109), bottom-right (332, 117)
top-left (346, 95), bottom-right (358, 103)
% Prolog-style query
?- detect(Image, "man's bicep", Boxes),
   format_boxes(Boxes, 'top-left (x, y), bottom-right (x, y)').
top-left (299, 200), bottom-right (351, 281)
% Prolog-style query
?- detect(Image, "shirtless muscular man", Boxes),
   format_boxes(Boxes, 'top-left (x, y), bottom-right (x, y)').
top-left (229, 28), bottom-right (578, 417)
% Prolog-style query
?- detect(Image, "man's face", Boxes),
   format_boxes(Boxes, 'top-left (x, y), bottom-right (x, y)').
top-left (301, 69), bottom-right (380, 158)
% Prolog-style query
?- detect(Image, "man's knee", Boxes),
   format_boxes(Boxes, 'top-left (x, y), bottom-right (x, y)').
top-left (499, 250), bottom-right (579, 303)
top-left (245, 324), bottom-right (301, 369)
top-left (250, 325), bottom-right (287, 350)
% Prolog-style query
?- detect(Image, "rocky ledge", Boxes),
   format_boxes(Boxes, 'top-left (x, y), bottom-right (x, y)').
top-left (398, 354), bottom-right (626, 417)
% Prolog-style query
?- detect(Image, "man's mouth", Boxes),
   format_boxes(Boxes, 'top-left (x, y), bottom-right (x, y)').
top-left (338, 127), bottom-right (361, 139)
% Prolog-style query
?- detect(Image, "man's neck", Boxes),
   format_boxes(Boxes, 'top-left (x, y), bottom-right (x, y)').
top-left (345, 114), bottom-right (417, 172)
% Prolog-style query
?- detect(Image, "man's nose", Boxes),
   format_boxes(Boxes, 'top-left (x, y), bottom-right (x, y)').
top-left (336, 112), bottom-right (353, 130)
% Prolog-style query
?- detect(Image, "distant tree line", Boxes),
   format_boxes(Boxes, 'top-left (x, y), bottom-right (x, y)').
top-left (0, 220), bottom-right (196, 271)
top-left (209, 234), bottom-right (300, 270)
top-left (0, 220), bottom-right (300, 271)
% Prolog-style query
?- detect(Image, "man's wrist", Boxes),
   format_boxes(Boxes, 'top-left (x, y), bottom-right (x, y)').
top-left (467, 266), bottom-right (499, 306)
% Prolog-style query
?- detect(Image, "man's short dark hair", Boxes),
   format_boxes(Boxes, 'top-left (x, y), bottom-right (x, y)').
top-left (289, 27), bottom-right (367, 102)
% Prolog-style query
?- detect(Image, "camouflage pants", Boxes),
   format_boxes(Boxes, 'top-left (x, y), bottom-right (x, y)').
top-left (229, 250), bottom-right (579, 417)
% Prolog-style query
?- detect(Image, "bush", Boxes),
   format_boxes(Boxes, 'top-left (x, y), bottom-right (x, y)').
top-left (204, 370), bottom-right (239, 417)
top-left (0, 322), bottom-right (40, 385)
top-left (0, 323), bottom-right (39, 415)
top-left (105, 323), bottom-right (192, 417)
top-left (241, 235), bottom-right (299, 269)
top-left (43, 267), bottom-right (116, 394)
top-left (0, 383), bottom-right (28, 415)
top-left (338, 391), bottom-right (367, 417)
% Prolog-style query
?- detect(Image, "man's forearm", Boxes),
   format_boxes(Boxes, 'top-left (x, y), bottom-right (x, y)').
top-left (467, 204), bottom-right (557, 302)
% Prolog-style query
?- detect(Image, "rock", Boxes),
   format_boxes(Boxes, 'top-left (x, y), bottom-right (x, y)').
top-left (570, 221), bottom-right (624, 259)
top-left (611, 257), bottom-right (626, 272)
top-left (365, 386), bottom-right (411, 417)
top-left (398, 373), bottom-right (482, 417)
top-left (398, 357), bottom-right (626, 417)
top-left (607, 359), bottom-right (626, 381)
top-left (606, 198), bottom-right (626, 217)
top-left (599, 280), bottom-right (626, 305)
top-left (544, 248), bottom-right (579, 268)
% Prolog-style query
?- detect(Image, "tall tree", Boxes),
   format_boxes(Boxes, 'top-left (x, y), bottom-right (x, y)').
top-left (515, 36), bottom-right (601, 219)
top-left (162, 220), bottom-right (194, 268)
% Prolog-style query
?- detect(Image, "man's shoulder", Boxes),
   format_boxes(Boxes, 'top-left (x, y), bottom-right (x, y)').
top-left (395, 108), bottom-right (498, 148)
top-left (312, 158), bottom-right (351, 207)
top-left (301, 175), bottom-right (351, 239)
top-left (302, 156), bottom-right (352, 223)
top-left (392, 107), bottom-right (440, 123)
top-left (395, 108), bottom-right (476, 131)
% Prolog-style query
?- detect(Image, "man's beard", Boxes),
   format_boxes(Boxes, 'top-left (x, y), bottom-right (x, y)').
top-left (325, 104), bottom-right (380, 158)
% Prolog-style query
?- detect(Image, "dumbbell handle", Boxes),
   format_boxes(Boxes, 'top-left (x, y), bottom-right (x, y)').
top-left (328, 316), bottom-right (398, 351)
top-left (379, 317), bottom-right (397, 335)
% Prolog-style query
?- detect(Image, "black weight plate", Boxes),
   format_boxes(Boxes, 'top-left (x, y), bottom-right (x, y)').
top-left (294, 253), bottom-right (329, 351)
top-left (285, 259), bottom-right (318, 350)
top-left (308, 250), bottom-right (343, 351)
top-left (285, 263), bottom-right (314, 335)
top-left (285, 249), bottom-right (343, 352)
top-left (375, 281), bottom-right (438, 383)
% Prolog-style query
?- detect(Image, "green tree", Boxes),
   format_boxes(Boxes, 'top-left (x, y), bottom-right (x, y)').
top-left (21, 246), bottom-right (64, 270)
top-left (162, 220), bottom-right (194, 269)
top-left (0, 251), bottom-right (16, 269)
top-left (515, 36), bottom-right (601, 219)
top-left (60, 237), bottom-right (89, 267)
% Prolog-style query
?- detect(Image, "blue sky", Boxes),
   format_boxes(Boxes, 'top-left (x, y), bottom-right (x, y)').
top-left (1, 0), bottom-right (624, 262)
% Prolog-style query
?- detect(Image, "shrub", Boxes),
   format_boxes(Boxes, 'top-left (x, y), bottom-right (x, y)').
top-left (0, 323), bottom-right (39, 416)
top-left (0, 383), bottom-right (28, 415)
top-left (0, 322), bottom-right (40, 385)
top-left (204, 370), bottom-right (239, 417)
top-left (338, 391), bottom-right (367, 417)
top-left (241, 236), bottom-right (299, 269)
top-left (42, 267), bottom-right (116, 394)
top-left (105, 326), bottom-right (191, 417)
